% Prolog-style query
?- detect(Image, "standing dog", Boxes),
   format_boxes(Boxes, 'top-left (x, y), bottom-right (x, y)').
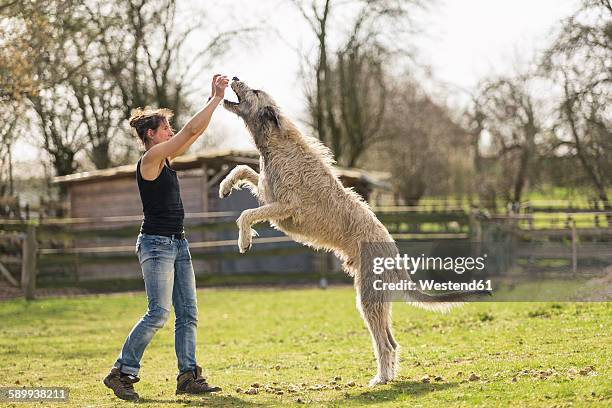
top-left (221, 78), bottom-right (489, 386)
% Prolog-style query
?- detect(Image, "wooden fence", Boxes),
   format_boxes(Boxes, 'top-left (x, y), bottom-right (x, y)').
top-left (1, 205), bottom-right (611, 299)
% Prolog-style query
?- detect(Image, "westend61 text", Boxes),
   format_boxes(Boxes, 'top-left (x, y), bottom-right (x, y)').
top-left (373, 279), bottom-right (493, 292)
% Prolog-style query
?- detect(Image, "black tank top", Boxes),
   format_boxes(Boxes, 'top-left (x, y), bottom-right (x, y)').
top-left (136, 157), bottom-right (185, 236)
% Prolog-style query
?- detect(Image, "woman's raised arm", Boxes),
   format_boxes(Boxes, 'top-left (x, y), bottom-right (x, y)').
top-left (145, 75), bottom-right (229, 164)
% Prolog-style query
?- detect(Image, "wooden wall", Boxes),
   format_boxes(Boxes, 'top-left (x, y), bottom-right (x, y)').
top-left (63, 168), bottom-right (268, 282)
top-left (69, 172), bottom-right (205, 218)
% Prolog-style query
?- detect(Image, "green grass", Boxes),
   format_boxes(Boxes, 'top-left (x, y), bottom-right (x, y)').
top-left (0, 287), bottom-right (610, 407)
top-left (525, 187), bottom-right (612, 203)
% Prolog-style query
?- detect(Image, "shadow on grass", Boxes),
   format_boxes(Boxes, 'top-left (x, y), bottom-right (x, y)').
top-left (336, 379), bottom-right (457, 404)
top-left (136, 394), bottom-right (266, 407)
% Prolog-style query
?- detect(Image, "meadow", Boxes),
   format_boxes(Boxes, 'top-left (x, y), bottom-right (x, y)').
top-left (0, 287), bottom-right (610, 407)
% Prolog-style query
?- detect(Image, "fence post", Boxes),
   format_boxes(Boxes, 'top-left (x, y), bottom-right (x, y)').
top-left (21, 223), bottom-right (38, 300)
top-left (571, 219), bottom-right (577, 275)
top-left (318, 252), bottom-right (329, 289)
top-left (468, 210), bottom-right (483, 257)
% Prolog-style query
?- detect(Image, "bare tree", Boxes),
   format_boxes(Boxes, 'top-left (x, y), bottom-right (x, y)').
top-left (29, 88), bottom-right (87, 179)
top-left (1, 0), bottom-right (256, 178)
top-left (462, 94), bottom-right (502, 210)
top-left (334, 24), bottom-right (388, 167)
top-left (80, 0), bottom-right (255, 166)
top-left (369, 78), bottom-right (470, 205)
top-left (295, 0), bottom-right (337, 158)
top-left (293, 0), bottom-right (423, 166)
top-left (63, 17), bottom-right (124, 170)
top-left (0, 101), bottom-right (24, 198)
top-left (477, 75), bottom-right (541, 206)
top-left (0, 1), bottom-right (89, 184)
top-left (542, 0), bottom-right (612, 208)
top-left (86, 0), bottom-right (253, 120)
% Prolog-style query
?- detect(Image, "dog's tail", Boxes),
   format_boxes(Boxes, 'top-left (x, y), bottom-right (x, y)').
top-left (404, 288), bottom-right (492, 313)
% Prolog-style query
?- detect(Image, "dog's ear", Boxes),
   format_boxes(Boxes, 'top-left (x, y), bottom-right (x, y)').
top-left (261, 106), bottom-right (280, 128)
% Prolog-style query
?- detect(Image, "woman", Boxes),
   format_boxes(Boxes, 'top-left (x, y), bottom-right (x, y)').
top-left (103, 74), bottom-right (229, 401)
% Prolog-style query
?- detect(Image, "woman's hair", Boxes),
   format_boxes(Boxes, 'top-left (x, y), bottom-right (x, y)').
top-left (128, 107), bottom-right (174, 146)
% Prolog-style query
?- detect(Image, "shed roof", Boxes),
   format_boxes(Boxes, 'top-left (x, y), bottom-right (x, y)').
top-left (52, 149), bottom-right (391, 189)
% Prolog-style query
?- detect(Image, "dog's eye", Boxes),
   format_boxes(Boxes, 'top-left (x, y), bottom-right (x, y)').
top-left (252, 90), bottom-right (260, 96)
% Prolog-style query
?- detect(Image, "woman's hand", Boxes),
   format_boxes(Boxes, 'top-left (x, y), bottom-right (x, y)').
top-left (211, 74), bottom-right (229, 99)
top-left (210, 74), bottom-right (220, 98)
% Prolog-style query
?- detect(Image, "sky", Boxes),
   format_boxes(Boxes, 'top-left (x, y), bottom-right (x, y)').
top-left (12, 0), bottom-right (579, 169)
top-left (415, 0), bottom-right (578, 92)
top-left (200, 0), bottom-right (578, 150)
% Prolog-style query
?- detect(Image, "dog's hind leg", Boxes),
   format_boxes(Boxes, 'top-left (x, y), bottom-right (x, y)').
top-left (357, 298), bottom-right (395, 386)
top-left (219, 165), bottom-right (259, 198)
top-left (386, 317), bottom-right (400, 380)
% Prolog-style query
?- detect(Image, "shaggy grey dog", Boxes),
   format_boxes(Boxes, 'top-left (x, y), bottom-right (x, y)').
top-left (221, 78), bottom-right (490, 386)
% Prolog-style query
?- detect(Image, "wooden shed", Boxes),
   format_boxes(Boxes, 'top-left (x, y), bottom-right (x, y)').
top-left (50, 149), bottom-right (390, 283)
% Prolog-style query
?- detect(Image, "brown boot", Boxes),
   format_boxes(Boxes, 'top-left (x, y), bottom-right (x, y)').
top-left (103, 368), bottom-right (140, 401)
top-left (176, 365), bottom-right (221, 394)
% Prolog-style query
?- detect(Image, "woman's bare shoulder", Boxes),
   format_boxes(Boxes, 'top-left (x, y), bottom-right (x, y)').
top-left (140, 152), bottom-right (166, 181)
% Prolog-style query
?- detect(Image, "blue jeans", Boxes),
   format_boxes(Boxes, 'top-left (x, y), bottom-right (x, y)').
top-left (114, 233), bottom-right (198, 376)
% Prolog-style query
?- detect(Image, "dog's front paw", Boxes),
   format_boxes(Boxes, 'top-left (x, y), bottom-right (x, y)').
top-left (238, 230), bottom-right (252, 253)
top-left (219, 179), bottom-right (232, 198)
